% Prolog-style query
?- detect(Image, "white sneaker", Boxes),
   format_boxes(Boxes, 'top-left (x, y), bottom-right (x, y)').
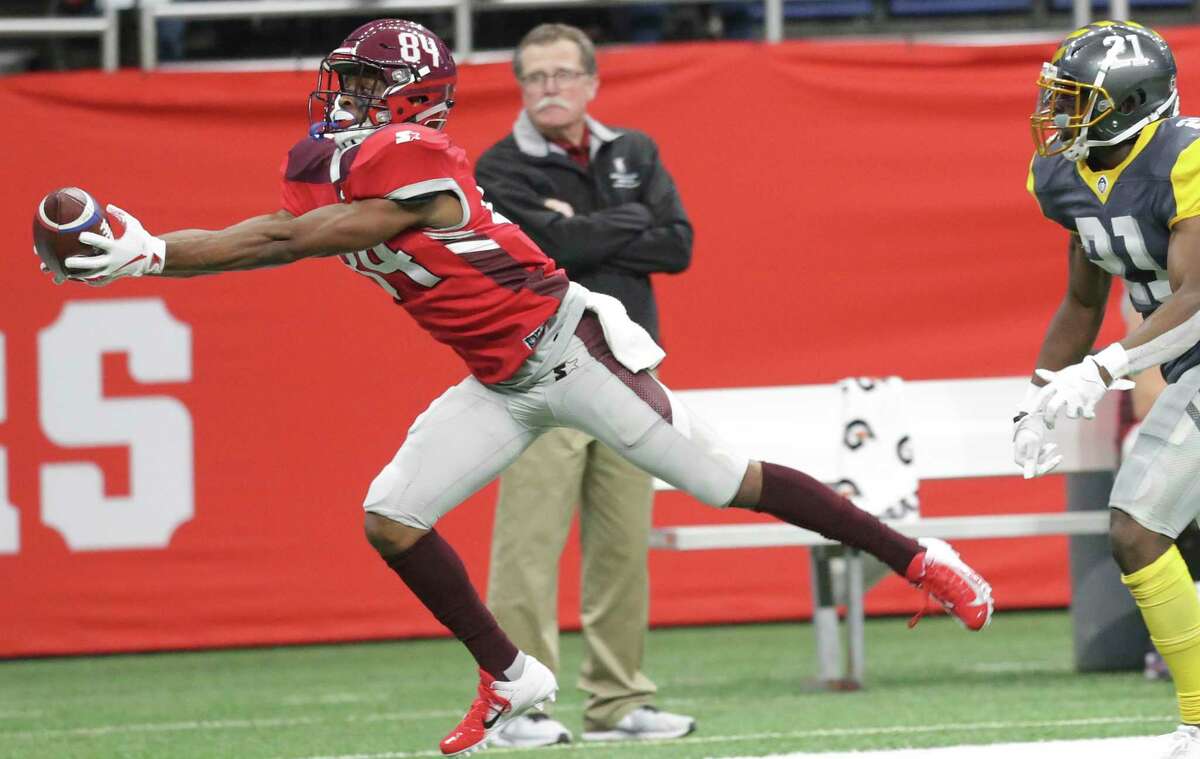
top-left (1161, 725), bottom-right (1200, 758)
top-left (490, 713), bottom-right (572, 748)
top-left (581, 706), bottom-right (695, 742)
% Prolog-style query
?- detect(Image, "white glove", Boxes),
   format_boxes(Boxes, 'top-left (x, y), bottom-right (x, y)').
top-left (1034, 356), bottom-right (1135, 422)
top-left (1013, 382), bottom-right (1062, 479)
top-left (1013, 412), bottom-right (1062, 478)
top-left (67, 205), bottom-right (166, 286)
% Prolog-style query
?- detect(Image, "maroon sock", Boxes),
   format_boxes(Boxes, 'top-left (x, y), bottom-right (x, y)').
top-left (754, 462), bottom-right (921, 576)
top-left (382, 530), bottom-right (519, 679)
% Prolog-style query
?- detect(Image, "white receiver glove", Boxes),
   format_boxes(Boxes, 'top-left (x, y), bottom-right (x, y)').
top-left (1012, 382), bottom-right (1062, 479)
top-left (1034, 355), bottom-right (1135, 423)
top-left (67, 204), bottom-right (166, 286)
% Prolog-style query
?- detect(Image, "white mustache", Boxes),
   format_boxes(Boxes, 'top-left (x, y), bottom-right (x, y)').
top-left (534, 97), bottom-right (571, 112)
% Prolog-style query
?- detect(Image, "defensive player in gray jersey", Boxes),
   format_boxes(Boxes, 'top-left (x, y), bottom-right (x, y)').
top-left (1021, 21), bottom-right (1200, 757)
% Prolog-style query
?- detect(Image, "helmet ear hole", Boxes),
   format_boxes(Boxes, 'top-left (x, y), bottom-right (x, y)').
top-left (1115, 90), bottom-right (1146, 115)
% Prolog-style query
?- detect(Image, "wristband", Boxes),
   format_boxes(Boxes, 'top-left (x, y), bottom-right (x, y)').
top-left (146, 236), bottom-right (167, 275)
top-left (1092, 343), bottom-right (1130, 382)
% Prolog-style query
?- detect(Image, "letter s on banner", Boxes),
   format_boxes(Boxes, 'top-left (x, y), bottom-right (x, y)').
top-left (38, 299), bottom-right (193, 550)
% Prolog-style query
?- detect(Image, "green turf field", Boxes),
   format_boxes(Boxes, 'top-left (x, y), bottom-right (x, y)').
top-left (0, 611), bottom-right (1179, 759)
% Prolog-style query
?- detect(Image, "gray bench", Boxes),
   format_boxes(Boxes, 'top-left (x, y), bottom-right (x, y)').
top-left (650, 377), bottom-right (1130, 686)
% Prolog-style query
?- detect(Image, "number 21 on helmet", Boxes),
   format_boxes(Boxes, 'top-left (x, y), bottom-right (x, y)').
top-left (1031, 21), bottom-right (1177, 161)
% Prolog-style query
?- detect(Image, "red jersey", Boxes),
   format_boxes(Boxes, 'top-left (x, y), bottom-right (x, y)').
top-left (280, 125), bottom-right (569, 384)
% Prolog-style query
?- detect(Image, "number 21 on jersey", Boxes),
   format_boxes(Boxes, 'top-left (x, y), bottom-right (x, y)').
top-left (1075, 215), bottom-right (1172, 308)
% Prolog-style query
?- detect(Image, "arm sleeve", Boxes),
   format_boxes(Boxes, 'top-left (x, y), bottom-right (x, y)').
top-left (475, 151), bottom-right (653, 274)
top-left (607, 142), bottom-right (693, 275)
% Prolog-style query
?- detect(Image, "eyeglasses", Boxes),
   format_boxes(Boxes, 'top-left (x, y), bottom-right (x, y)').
top-left (519, 69), bottom-right (589, 90)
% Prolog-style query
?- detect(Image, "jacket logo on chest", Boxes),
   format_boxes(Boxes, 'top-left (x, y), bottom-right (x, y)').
top-left (1097, 176), bottom-right (1108, 195)
top-left (609, 156), bottom-right (640, 190)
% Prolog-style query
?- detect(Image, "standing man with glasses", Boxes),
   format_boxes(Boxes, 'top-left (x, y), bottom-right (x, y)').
top-left (475, 22), bottom-right (695, 748)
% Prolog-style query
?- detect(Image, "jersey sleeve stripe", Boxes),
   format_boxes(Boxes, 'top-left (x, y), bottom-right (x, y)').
top-left (446, 240), bottom-right (501, 254)
top-left (386, 178), bottom-right (471, 231)
top-left (1170, 139), bottom-right (1200, 227)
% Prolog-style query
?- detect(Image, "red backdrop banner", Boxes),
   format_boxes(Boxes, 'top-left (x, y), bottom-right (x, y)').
top-left (1, 30), bottom-right (1181, 656)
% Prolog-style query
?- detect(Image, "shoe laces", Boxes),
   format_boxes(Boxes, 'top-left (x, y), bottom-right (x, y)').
top-left (460, 679), bottom-right (511, 730)
top-left (907, 591), bottom-right (933, 629)
top-left (907, 555), bottom-right (973, 628)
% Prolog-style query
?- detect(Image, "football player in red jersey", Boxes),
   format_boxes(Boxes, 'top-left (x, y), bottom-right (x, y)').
top-left (61, 20), bottom-right (994, 757)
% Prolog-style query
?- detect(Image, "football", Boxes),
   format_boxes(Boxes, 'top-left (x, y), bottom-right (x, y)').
top-left (32, 187), bottom-right (113, 280)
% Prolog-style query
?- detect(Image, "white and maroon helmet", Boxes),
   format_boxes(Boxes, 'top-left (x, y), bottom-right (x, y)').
top-left (309, 19), bottom-right (456, 136)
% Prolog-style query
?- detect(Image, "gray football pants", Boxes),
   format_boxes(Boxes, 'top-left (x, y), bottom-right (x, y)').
top-left (361, 311), bottom-right (747, 533)
top-left (1112, 364), bottom-right (1200, 538)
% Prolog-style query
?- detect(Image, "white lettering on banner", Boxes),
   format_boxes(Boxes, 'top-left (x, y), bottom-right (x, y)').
top-left (0, 332), bottom-right (17, 554)
top-left (38, 299), bottom-right (193, 550)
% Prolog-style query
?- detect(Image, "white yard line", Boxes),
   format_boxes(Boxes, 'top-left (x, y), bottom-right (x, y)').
top-left (718, 735), bottom-right (1165, 758)
top-left (0, 708), bottom-right (470, 740)
top-left (1, 709), bottom-right (1172, 758)
top-left (280, 715), bottom-right (1172, 759)
top-left (3, 716), bottom-right (325, 740)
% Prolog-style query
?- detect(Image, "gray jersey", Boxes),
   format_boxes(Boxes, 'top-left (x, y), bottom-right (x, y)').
top-left (1029, 116), bottom-right (1200, 382)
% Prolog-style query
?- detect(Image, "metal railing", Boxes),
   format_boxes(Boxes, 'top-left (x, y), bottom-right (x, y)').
top-left (137, 0), bottom-right (787, 71)
top-left (0, 0), bottom-right (1130, 74)
top-left (0, 4), bottom-right (119, 72)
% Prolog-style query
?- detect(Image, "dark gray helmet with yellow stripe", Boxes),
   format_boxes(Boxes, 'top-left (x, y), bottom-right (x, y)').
top-left (1032, 21), bottom-right (1178, 161)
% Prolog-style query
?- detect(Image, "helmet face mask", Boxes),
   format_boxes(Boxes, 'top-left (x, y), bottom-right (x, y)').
top-left (309, 57), bottom-right (399, 133)
top-left (309, 19), bottom-right (457, 139)
top-left (1031, 21), bottom-right (1178, 161)
top-left (1032, 63), bottom-right (1114, 157)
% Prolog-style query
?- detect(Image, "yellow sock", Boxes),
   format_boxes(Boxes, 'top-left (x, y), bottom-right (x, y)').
top-left (1123, 545), bottom-right (1200, 724)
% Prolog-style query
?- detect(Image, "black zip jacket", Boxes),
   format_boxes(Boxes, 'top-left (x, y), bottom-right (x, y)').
top-left (475, 112), bottom-right (692, 342)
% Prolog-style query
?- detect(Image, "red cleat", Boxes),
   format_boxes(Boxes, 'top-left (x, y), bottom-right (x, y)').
top-left (905, 538), bottom-right (993, 631)
top-left (440, 656), bottom-right (557, 756)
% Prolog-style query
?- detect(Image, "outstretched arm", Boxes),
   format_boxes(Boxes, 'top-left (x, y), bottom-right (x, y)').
top-left (159, 200), bottom-right (420, 273)
top-left (145, 210), bottom-right (296, 278)
top-left (68, 195), bottom-right (456, 284)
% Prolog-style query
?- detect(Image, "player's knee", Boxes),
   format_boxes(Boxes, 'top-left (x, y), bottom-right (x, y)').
top-left (363, 512), bottom-right (427, 556)
top-left (1110, 508), bottom-right (1172, 574)
top-left (727, 460), bottom-right (763, 508)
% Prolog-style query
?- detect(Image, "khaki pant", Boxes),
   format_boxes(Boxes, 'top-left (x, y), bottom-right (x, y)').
top-left (487, 426), bottom-right (658, 730)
